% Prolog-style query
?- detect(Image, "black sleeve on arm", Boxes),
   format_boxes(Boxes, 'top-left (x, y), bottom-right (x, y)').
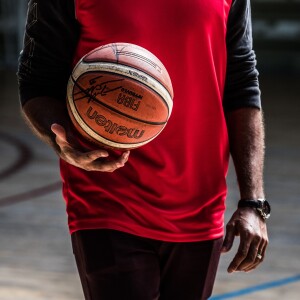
top-left (223, 0), bottom-right (261, 111)
top-left (17, 0), bottom-right (80, 106)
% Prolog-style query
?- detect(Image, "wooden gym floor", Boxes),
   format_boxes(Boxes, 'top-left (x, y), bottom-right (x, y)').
top-left (0, 70), bottom-right (299, 299)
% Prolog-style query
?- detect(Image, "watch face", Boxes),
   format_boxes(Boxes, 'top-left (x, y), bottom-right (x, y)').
top-left (258, 200), bottom-right (271, 219)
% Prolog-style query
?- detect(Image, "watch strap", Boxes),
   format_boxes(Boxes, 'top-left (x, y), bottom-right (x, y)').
top-left (238, 199), bottom-right (264, 209)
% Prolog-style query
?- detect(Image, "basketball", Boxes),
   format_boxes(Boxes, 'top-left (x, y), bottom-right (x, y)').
top-left (66, 42), bottom-right (174, 150)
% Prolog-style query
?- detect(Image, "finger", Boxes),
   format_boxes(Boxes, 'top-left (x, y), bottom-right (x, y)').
top-left (221, 222), bottom-right (236, 253)
top-left (244, 252), bottom-right (263, 272)
top-left (72, 150), bottom-right (109, 166)
top-left (256, 239), bottom-right (267, 263)
top-left (236, 232), bottom-right (263, 271)
top-left (237, 242), bottom-right (260, 272)
top-left (108, 151), bottom-right (130, 169)
top-left (244, 240), bottom-right (267, 272)
top-left (51, 123), bottom-right (69, 147)
top-left (91, 160), bottom-right (122, 172)
top-left (244, 258), bottom-right (261, 272)
top-left (51, 123), bottom-right (66, 140)
top-left (87, 151), bottom-right (130, 172)
top-left (227, 232), bottom-right (252, 273)
top-left (65, 149), bottom-right (109, 170)
top-left (115, 150), bottom-right (130, 167)
top-left (120, 151), bottom-right (130, 164)
top-left (85, 150), bottom-right (109, 160)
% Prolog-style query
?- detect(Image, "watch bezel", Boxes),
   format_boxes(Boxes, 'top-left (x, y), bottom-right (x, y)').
top-left (238, 199), bottom-right (271, 220)
top-left (257, 200), bottom-right (271, 220)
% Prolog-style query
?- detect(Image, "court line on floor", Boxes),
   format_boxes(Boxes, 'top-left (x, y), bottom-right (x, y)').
top-left (0, 181), bottom-right (61, 207)
top-left (0, 131), bottom-right (32, 180)
top-left (211, 274), bottom-right (300, 299)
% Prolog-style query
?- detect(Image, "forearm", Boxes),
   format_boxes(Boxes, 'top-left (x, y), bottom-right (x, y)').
top-left (22, 97), bottom-right (71, 153)
top-left (17, 1), bottom-right (129, 172)
top-left (18, 0), bottom-right (79, 151)
top-left (226, 107), bottom-right (265, 200)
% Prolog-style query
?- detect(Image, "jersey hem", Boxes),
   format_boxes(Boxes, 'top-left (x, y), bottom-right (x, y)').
top-left (68, 220), bottom-right (224, 243)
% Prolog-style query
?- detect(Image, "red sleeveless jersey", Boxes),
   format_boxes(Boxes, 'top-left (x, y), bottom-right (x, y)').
top-left (60, 0), bottom-right (232, 241)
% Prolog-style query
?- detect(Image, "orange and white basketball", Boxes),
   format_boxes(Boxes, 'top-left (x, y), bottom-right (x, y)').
top-left (67, 42), bottom-right (173, 150)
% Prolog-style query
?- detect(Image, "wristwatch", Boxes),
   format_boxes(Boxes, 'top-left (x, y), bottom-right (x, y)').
top-left (238, 199), bottom-right (271, 220)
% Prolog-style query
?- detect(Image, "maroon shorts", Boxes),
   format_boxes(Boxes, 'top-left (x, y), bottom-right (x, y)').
top-left (71, 229), bottom-right (222, 300)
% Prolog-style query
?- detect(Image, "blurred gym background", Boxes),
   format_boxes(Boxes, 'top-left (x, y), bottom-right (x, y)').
top-left (1, 0), bottom-right (300, 73)
top-left (0, 0), bottom-right (299, 299)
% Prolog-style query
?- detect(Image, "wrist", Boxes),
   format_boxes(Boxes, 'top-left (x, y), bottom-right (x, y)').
top-left (238, 199), bottom-right (271, 220)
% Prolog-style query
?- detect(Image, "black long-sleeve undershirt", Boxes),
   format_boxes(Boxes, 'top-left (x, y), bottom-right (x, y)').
top-left (17, 0), bottom-right (261, 111)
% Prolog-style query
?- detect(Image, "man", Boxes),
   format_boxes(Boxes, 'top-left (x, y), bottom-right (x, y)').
top-left (17, 0), bottom-right (270, 299)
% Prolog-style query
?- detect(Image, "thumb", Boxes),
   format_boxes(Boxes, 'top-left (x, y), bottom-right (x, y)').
top-left (221, 223), bottom-right (236, 253)
top-left (51, 123), bottom-right (67, 143)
